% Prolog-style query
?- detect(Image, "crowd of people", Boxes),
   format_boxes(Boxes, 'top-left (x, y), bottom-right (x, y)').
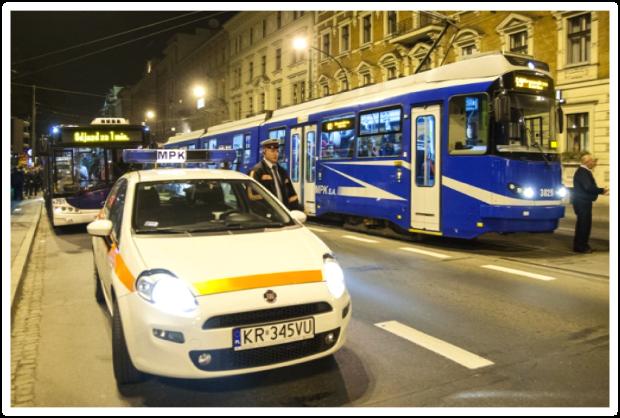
top-left (10, 165), bottom-right (43, 201)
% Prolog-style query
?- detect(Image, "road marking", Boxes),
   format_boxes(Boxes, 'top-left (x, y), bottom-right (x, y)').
top-left (307, 226), bottom-right (328, 233)
top-left (342, 234), bottom-right (379, 243)
top-left (399, 246), bottom-right (451, 259)
top-left (375, 321), bottom-right (494, 370)
top-left (481, 264), bottom-right (556, 281)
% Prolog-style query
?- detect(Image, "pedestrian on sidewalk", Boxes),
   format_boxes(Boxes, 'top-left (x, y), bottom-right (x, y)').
top-left (571, 152), bottom-right (609, 253)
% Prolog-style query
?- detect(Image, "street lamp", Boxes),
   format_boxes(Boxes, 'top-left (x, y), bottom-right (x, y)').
top-left (293, 36), bottom-right (349, 93)
top-left (193, 85), bottom-right (206, 99)
top-left (145, 110), bottom-right (156, 120)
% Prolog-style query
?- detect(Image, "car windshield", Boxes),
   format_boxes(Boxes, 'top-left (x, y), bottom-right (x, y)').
top-left (494, 93), bottom-right (557, 154)
top-left (133, 179), bottom-right (295, 234)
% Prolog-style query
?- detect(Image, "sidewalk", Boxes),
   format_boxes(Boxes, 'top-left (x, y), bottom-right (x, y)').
top-left (10, 197), bottom-right (44, 316)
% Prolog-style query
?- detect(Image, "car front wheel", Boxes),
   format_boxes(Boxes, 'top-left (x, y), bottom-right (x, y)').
top-left (112, 301), bottom-right (143, 386)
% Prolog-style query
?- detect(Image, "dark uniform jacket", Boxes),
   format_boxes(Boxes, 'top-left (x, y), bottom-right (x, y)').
top-left (249, 159), bottom-right (300, 210)
top-left (572, 166), bottom-right (604, 205)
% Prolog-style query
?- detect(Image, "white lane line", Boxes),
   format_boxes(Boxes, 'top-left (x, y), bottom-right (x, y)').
top-left (375, 321), bottom-right (494, 370)
top-left (342, 234), bottom-right (379, 243)
top-left (481, 264), bottom-right (556, 281)
top-left (399, 246), bottom-right (451, 259)
top-left (307, 226), bottom-right (329, 233)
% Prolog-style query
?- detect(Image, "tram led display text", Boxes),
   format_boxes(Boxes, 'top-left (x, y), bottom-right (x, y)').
top-left (515, 76), bottom-right (549, 91)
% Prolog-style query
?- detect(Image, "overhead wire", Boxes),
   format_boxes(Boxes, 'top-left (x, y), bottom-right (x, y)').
top-left (12, 11), bottom-right (203, 66)
top-left (12, 10), bottom-right (230, 80)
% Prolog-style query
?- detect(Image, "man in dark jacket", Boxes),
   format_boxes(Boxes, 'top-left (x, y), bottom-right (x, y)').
top-left (571, 153), bottom-right (609, 253)
top-left (249, 139), bottom-right (301, 211)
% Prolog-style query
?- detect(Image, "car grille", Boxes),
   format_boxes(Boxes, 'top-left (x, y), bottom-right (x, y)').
top-left (189, 328), bottom-right (340, 371)
top-left (202, 302), bottom-right (333, 329)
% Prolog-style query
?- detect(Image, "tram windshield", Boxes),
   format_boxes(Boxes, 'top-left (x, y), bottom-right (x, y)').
top-left (494, 92), bottom-right (557, 154)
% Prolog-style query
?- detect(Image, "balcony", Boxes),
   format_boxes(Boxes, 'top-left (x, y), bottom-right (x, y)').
top-left (389, 14), bottom-right (444, 46)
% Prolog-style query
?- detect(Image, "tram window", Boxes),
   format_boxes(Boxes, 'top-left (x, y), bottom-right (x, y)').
top-left (448, 94), bottom-right (489, 155)
top-left (320, 128), bottom-right (355, 159)
top-left (291, 133), bottom-right (300, 182)
top-left (305, 131), bottom-right (316, 182)
top-left (358, 107), bottom-right (402, 157)
top-left (415, 115), bottom-right (436, 187)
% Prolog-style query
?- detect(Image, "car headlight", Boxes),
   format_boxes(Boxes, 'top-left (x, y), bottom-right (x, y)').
top-left (323, 254), bottom-right (346, 299)
top-left (136, 269), bottom-right (198, 314)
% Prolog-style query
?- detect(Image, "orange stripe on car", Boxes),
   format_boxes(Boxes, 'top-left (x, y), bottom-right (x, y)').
top-left (193, 270), bottom-right (323, 296)
top-left (115, 254), bottom-right (135, 292)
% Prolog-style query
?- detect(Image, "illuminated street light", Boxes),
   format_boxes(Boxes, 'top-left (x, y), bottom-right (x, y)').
top-left (193, 85), bottom-right (206, 98)
top-left (293, 36), bottom-right (349, 91)
top-left (145, 110), bottom-right (156, 120)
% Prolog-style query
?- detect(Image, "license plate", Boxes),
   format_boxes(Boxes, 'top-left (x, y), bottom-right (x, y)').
top-left (232, 317), bottom-right (315, 351)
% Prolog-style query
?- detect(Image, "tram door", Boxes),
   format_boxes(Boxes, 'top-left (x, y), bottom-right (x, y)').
top-left (289, 125), bottom-right (318, 215)
top-left (411, 105), bottom-right (441, 231)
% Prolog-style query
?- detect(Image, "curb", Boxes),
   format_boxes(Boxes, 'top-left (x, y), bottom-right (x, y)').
top-left (10, 202), bottom-right (43, 322)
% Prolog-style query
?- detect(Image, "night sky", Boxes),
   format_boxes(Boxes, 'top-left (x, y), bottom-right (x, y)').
top-left (10, 10), bottom-right (236, 134)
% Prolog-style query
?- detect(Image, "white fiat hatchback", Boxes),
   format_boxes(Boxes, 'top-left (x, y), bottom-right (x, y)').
top-left (88, 163), bottom-right (351, 386)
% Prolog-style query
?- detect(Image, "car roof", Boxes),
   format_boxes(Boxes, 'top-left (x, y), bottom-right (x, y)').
top-left (126, 168), bottom-right (252, 183)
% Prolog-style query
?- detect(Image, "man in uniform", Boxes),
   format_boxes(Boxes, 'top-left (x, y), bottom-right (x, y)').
top-left (571, 152), bottom-right (609, 253)
top-left (249, 139), bottom-right (301, 211)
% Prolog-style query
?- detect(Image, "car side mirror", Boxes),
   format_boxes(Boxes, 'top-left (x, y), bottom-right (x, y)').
top-left (290, 210), bottom-right (307, 224)
top-left (87, 219), bottom-right (113, 237)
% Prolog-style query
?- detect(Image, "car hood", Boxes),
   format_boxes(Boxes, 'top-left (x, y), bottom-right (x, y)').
top-left (132, 226), bottom-right (329, 295)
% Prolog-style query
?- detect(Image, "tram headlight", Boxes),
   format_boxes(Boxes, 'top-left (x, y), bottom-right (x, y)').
top-left (508, 183), bottom-right (536, 199)
top-left (556, 186), bottom-right (568, 198)
top-left (522, 187), bottom-right (535, 199)
top-left (323, 254), bottom-right (346, 299)
top-left (136, 270), bottom-right (198, 315)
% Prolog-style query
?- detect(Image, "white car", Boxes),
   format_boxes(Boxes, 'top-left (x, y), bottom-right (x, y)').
top-left (88, 168), bottom-right (351, 386)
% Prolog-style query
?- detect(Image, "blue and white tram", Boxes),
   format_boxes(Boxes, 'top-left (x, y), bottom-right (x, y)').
top-left (164, 52), bottom-right (566, 239)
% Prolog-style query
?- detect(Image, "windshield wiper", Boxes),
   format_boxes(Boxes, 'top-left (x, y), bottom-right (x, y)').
top-left (531, 142), bottom-right (551, 165)
top-left (187, 221), bottom-right (286, 233)
top-left (134, 227), bottom-right (190, 234)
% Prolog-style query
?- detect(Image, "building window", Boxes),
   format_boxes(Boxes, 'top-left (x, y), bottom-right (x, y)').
top-left (340, 24), bottom-right (350, 52)
top-left (249, 28), bottom-right (254, 45)
top-left (248, 61), bottom-right (253, 82)
top-left (262, 19), bottom-right (267, 38)
top-left (261, 55), bottom-right (266, 76)
top-left (387, 11), bottom-right (397, 35)
top-left (276, 11), bottom-right (282, 29)
top-left (292, 83), bottom-right (298, 104)
top-left (275, 48), bottom-right (282, 71)
top-left (322, 83), bottom-right (329, 97)
top-left (387, 66), bottom-right (397, 80)
top-left (322, 33), bottom-right (331, 56)
top-left (259, 93), bottom-right (265, 112)
top-left (462, 44), bottom-right (476, 56)
top-left (362, 73), bottom-right (371, 86)
top-left (510, 31), bottom-right (528, 54)
top-left (275, 87), bottom-right (282, 109)
top-left (362, 14), bottom-right (372, 44)
top-left (566, 113), bottom-right (589, 153)
top-left (247, 96), bottom-right (253, 116)
top-left (567, 13), bottom-right (591, 64)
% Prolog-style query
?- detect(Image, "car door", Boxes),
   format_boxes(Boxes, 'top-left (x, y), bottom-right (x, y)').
top-left (99, 179), bottom-right (128, 301)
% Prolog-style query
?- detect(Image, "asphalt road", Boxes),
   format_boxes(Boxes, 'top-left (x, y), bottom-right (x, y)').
top-left (11, 216), bottom-right (610, 408)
